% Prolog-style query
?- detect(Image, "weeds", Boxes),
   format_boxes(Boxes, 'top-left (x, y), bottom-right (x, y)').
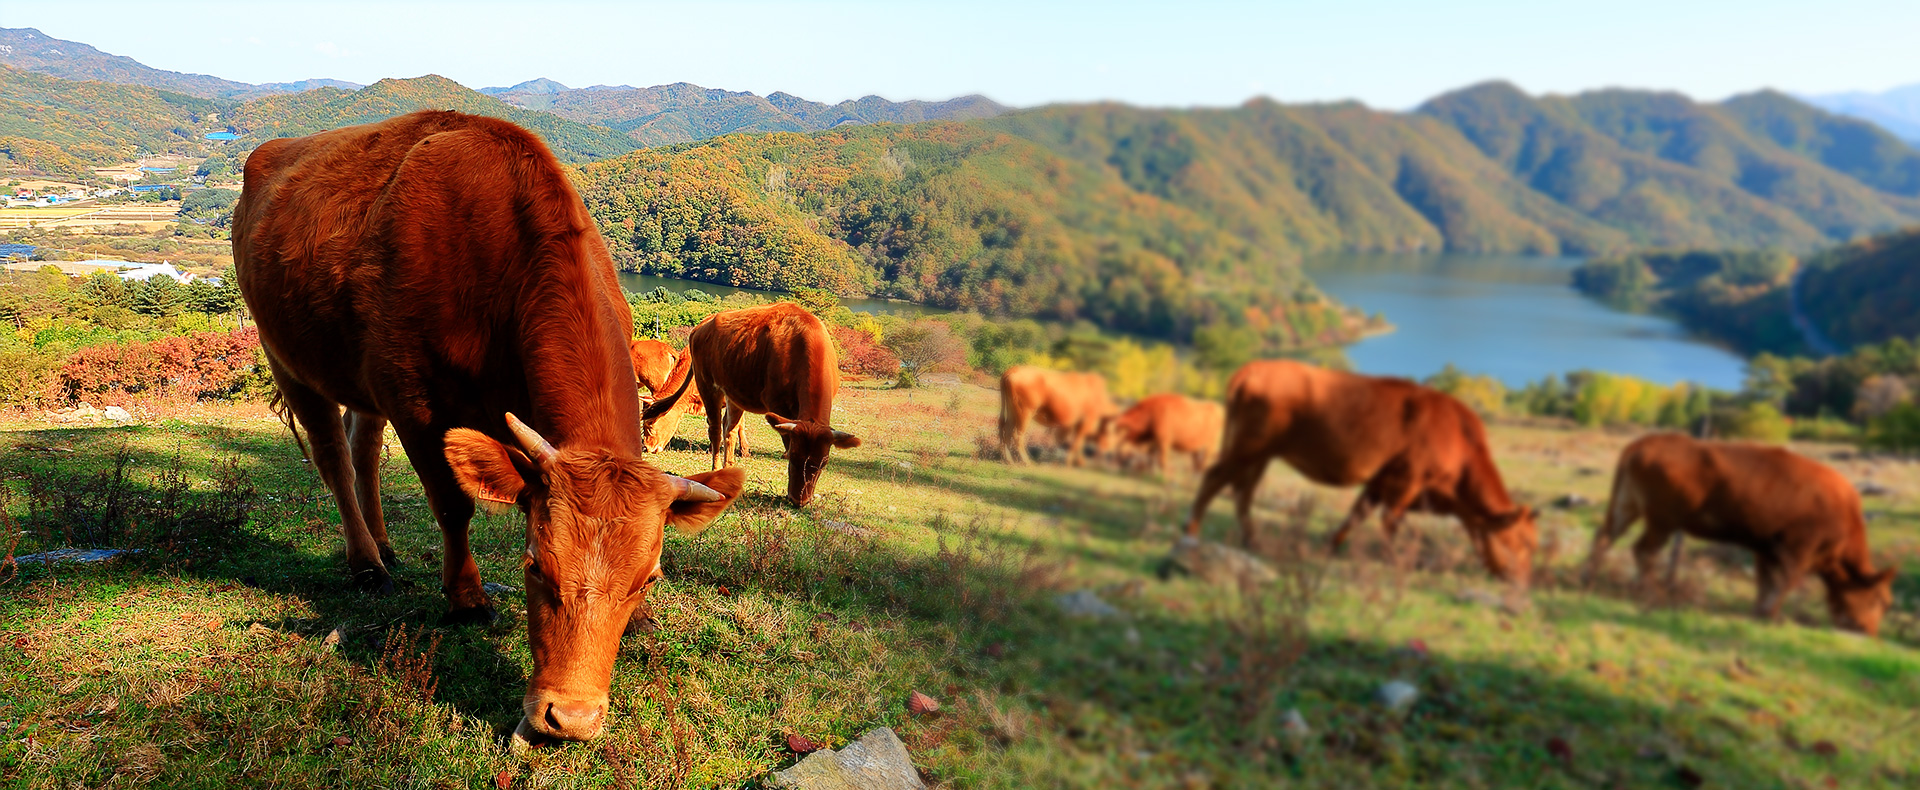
top-left (377, 622), bottom-right (443, 702)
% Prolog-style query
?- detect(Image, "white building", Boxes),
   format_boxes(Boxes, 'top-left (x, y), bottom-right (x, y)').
top-left (117, 262), bottom-right (193, 283)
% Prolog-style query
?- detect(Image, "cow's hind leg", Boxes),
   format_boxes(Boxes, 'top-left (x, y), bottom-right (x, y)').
top-left (1328, 480), bottom-right (1384, 553)
top-left (1184, 454), bottom-right (1245, 538)
top-left (395, 424), bottom-right (494, 625)
top-left (274, 375), bottom-right (390, 593)
top-left (1228, 461), bottom-right (1269, 548)
top-left (1629, 519), bottom-right (1679, 600)
top-left (347, 410), bottom-right (397, 570)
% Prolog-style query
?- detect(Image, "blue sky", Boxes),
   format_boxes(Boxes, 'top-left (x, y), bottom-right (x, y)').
top-left (6, 1), bottom-right (1917, 108)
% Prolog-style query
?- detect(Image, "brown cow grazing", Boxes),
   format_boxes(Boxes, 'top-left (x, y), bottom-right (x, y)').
top-left (234, 110), bottom-right (744, 742)
top-left (1184, 360), bottom-right (1535, 585)
top-left (644, 302), bottom-right (860, 505)
top-left (629, 338), bottom-right (677, 395)
top-left (1096, 393), bottom-right (1224, 477)
top-left (1582, 433), bottom-right (1897, 635)
top-left (998, 366), bottom-right (1116, 467)
top-left (637, 348), bottom-right (713, 454)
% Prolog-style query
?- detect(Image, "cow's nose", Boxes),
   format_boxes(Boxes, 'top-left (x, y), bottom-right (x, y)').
top-left (540, 700), bottom-right (605, 740)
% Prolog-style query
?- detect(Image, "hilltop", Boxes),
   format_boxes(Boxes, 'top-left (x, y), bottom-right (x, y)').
top-left (0, 65), bottom-right (220, 178)
top-left (488, 79), bottom-right (1007, 147)
top-left (226, 75), bottom-right (637, 163)
top-left (1805, 83), bottom-right (1920, 144)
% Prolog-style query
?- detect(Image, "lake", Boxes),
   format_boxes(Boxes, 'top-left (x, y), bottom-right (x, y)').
top-left (616, 272), bottom-right (947, 317)
top-left (1304, 252), bottom-right (1748, 390)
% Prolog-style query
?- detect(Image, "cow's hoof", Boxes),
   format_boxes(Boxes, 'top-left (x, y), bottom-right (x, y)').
top-left (378, 544), bottom-right (400, 569)
top-left (1155, 558), bottom-right (1176, 582)
top-left (442, 605), bottom-right (498, 627)
top-left (353, 567), bottom-right (395, 595)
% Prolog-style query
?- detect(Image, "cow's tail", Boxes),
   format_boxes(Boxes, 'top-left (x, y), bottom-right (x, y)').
top-left (268, 386), bottom-right (310, 463)
top-left (641, 352), bottom-right (695, 423)
top-left (997, 372), bottom-right (1018, 450)
top-left (1584, 451), bottom-right (1642, 586)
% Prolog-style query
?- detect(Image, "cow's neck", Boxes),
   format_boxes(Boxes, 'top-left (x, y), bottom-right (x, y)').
top-left (516, 266), bottom-right (644, 456)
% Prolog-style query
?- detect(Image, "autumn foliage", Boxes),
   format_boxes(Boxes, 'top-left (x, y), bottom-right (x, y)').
top-left (57, 327), bottom-right (263, 401)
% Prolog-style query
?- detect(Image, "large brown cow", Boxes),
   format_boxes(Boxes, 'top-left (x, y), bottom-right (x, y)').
top-left (998, 366), bottom-right (1116, 467)
top-left (1582, 433), bottom-right (1897, 635)
top-left (1096, 393), bottom-right (1224, 477)
top-left (644, 303), bottom-right (860, 505)
top-left (1184, 360), bottom-right (1536, 585)
top-left (234, 111), bottom-right (744, 742)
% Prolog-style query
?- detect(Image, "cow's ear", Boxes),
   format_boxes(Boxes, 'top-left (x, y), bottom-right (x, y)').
top-left (665, 467), bottom-right (744, 533)
top-left (830, 429), bottom-right (862, 449)
top-left (445, 428), bottom-right (531, 510)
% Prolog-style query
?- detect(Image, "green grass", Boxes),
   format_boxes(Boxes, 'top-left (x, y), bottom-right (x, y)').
top-left (2, 382), bottom-right (1917, 788)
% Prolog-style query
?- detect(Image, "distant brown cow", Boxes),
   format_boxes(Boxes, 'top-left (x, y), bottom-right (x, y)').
top-left (234, 111), bottom-right (743, 742)
top-left (1582, 433), bottom-right (1897, 635)
top-left (1097, 394), bottom-right (1224, 476)
top-left (637, 349), bottom-right (712, 454)
top-left (1185, 360), bottom-right (1536, 584)
top-left (999, 366), bottom-right (1116, 467)
top-left (644, 303), bottom-right (860, 505)
top-left (629, 338), bottom-right (677, 395)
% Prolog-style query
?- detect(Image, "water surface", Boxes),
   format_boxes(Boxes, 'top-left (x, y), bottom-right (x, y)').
top-left (1304, 253), bottom-right (1748, 390)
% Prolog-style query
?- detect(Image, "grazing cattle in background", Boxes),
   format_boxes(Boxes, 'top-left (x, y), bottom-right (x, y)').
top-left (636, 348), bottom-right (712, 454)
top-left (234, 111), bottom-right (744, 742)
top-left (644, 302), bottom-right (860, 505)
top-left (1583, 433), bottom-right (1896, 635)
top-left (1185, 360), bottom-right (1536, 585)
top-left (1097, 393), bottom-right (1224, 477)
top-left (628, 338), bottom-right (678, 395)
top-left (998, 366), bottom-right (1116, 467)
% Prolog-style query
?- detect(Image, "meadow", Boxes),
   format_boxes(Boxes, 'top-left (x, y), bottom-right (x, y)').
top-left (2, 378), bottom-right (1918, 788)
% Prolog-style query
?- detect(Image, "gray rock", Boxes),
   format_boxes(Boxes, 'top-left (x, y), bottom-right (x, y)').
top-left (1163, 536), bottom-right (1278, 587)
top-left (1552, 493), bottom-right (1593, 509)
top-left (1054, 589), bottom-right (1122, 619)
top-left (769, 726), bottom-right (927, 790)
top-left (12, 548), bottom-right (139, 565)
top-left (1280, 708), bottom-right (1311, 739)
top-left (482, 582), bottom-right (519, 596)
top-left (822, 520), bottom-right (875, 539)
top-left (1453, 588), bottom-right (1503, 608)
top-left (102, 405), bottom-right (133, 423)
top-left (1857, 480), bottom-right (1893, 497)
top-left (1377, 680), bottom-right (1419, 712)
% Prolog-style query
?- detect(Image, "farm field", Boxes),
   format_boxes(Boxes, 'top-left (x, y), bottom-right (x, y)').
top-left (2, 379), bottom-right (1918, 788)
top-left (0, 205), bottom-right (181, 230)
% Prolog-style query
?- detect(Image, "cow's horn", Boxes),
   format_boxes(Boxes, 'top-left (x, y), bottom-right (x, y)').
top-left (666, 474), bottom-right (724, 502)
top-left (772, 422), bottom-right (799, 433)
top-left (504, 413), bottom-right (557, 463)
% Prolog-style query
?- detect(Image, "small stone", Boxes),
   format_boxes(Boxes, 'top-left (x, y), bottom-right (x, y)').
top-left (1280, 708), bottom-right (1310, 739)
top-left (907, 691), bottom-right (940, 716)
top-left (1453, 588), bottom-right (1503, 608)
top-left (768, 726), bottom-right (926, 789)
top-left (1552, 493), bottom-right (1592, 509)
top-left (1163, 536), bottom-right (1278, 586)
top-left (1054, 589), bottom-right (1122, 619)
top-left (1856, 480), bottom-right (1892, 497)
top-left (321, 629), bottom-right (342, 651)
top-left (102, 405), bottom-right (133, 423)
top-left (1124, 626), bottom-right (1141, 647)
top-left (1377, 680), bottom-right (1419, 712)
top-left (481, 582), bottom-right (518, 596)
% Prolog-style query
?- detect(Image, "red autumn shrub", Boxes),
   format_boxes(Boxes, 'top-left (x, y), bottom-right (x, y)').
top-left (831, 325), bottom-right (900, 378)
top-left (58, 327), bottom-right (264, 402)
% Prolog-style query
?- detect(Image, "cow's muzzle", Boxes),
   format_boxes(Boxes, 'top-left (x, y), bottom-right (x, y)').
top-left (522, 692), bottom-right (608, 741)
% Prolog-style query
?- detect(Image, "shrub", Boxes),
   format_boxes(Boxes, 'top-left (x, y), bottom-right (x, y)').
top-left (883, 319), bottom-right (967, 388)
top-left (56, 327), bottom-right (263, 402)
top-left (1867, 403), bottom-right (1920, 452)
top-left (830, 324), bottom-right (899, 379)
top-left (1714, 400), bottom-right (1791, 442)
top-left (1426, 364), bottom-right (1505, 417)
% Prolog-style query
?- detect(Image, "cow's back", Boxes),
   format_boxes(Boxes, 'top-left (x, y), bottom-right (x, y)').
top-left (1623, 434), bottom-right (1859, 550)
top-left (235, 111), bottom-right (636, 437)
top-left (1225, 360), bottom-right (1413, 485)
top-left (691, 303), bottom-right (839, 422)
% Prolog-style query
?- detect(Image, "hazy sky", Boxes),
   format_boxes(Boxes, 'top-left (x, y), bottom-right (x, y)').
top-left (6, 1), bottom-right (1917, 108)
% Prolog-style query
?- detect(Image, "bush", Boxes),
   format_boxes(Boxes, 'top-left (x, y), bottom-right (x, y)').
top-left (1867, 403), bottom-right (1920, 452)
top-left (1714, 401), bottom-right (1791, 443)
top-left (57, 327), bottom-right (264, 402)
top-left (831, 324), bottom-right (900, 379)
top-left (1425, 364), bottom-right (1505, 417)
top-left (883, 319), bottom-right (967, 388)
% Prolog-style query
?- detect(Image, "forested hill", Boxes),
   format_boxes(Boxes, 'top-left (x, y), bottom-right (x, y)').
top-left (227, 76), bottom-right (638, 163)
top-left (0, 27), bottom-right (357, 100)
top-left (0, 65), bottom-right (221, 178)
top-left (488, 80), bottom-right (1007, 148)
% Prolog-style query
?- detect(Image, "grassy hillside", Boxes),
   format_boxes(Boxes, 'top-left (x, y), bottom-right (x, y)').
top-left (1799, 226), bottom-right (1920, 349)
top-left (228, 76), bottom-right (640, 164)
top-left (0, 65), bottom-right (219, 179)
top-left (3, 385), bottom-right (1917, 788)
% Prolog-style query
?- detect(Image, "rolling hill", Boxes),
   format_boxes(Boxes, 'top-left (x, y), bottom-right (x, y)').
top-left (0, 27), bottom-right (357, 100)
top-left (226, 76), bottom-right (639, 163)
top-left (1804, 83), bottom-right (1920, 145)
top-left (0, 64), bottom-right (220, 178)
top-left (486, 79), bottom-right (1006, 147)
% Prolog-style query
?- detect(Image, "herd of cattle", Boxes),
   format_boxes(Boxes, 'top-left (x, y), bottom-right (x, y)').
top-left (226, 112), bottom-right (1898, 744)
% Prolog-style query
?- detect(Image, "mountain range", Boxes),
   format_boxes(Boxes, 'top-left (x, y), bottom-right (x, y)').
top-left (479, 78), bottom-right (1006, 147)
top-left (1804, 84), bottom-right (1920, 145)
top-left (0, 27), bottom-right (361, 100)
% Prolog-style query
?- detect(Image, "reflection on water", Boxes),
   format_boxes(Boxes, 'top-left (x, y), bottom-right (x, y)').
top-left (615, 272), bottom-right (948, 318)
top-left (1304, 253), bottom-right (1749, 390)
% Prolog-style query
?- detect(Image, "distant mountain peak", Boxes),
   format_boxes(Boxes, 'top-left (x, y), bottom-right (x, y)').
top-left (0, 26), bottom-right (352, 99)
top-left (479, 77), bottom-right (569, 96)
top-left (1801, 83), bottom-right (1920, 145)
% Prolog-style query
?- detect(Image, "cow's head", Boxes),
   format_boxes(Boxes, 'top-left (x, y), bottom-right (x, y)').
top-left (444, 414), bottom-right (743, 741)
top-left (768, 412), bottom-right (860, 505)
top-left (1825, 566), bottom-right (1896, 636)
top-left (1476, 505), bottom-right (1537, 588)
